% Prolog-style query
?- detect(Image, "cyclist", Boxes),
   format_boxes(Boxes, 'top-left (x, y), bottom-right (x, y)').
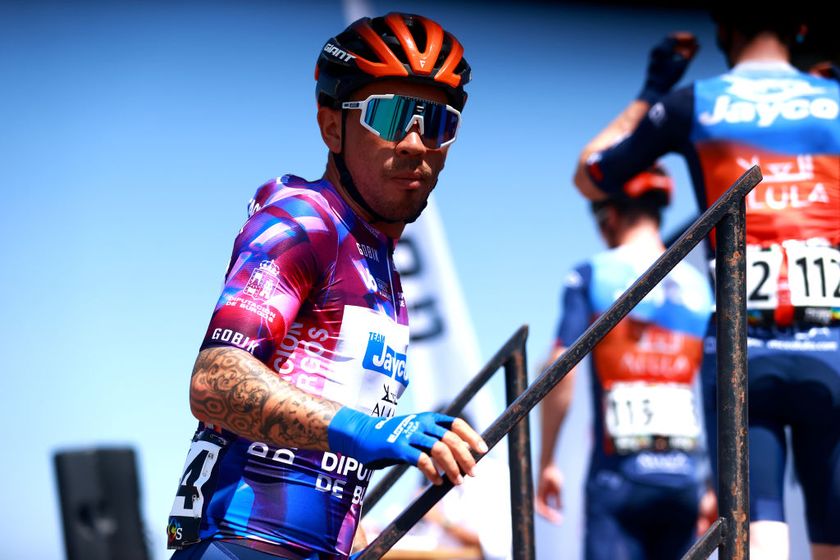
top-left (537, 165), bottom-right (713, 560)
top-left (573, 7), bottom-right (839, 560)
top-left (165, 13), bottom-right (487, 560)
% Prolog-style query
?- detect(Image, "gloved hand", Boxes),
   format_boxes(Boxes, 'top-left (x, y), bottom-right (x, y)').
top-left (638, 32), bottom-right (699, 104)
top-left (328, 407), bottom-right (486, 484)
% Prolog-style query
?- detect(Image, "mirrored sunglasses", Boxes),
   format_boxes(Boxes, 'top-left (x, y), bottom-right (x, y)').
top-left (341, 94), bottom-right (461, 148)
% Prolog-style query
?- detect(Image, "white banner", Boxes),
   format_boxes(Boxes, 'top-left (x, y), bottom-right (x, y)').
top-left (394, 196), bottom-right (499, 429)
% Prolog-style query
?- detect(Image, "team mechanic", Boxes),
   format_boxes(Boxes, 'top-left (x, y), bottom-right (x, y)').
top-left (165, 13), bottom-right (487, 560)
top-left (573, 7), bottom-right (839, 560)
top-left (537, 166), bottom-right (714, 560)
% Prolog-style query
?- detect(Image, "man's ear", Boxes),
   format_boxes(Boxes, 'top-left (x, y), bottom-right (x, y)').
top-left (317, 105), bottom-right (342, 154)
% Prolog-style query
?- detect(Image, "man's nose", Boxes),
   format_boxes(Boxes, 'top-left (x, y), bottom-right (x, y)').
top-left (396, 121), bottom-right (427, 155)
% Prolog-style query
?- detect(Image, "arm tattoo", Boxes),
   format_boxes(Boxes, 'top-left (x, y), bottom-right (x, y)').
top-left (189, 347), bottom-right (341, 449)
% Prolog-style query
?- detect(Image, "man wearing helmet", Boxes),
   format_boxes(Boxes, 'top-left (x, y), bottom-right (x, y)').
top-left (166, 13), bottom-right (486, 560)
top-left (573, 5), bottom-right (839, 560)
top-left (537, 166), bottom-right (714, 560)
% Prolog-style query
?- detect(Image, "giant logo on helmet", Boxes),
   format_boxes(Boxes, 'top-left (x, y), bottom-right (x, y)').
top-left (324, 43), bottom-right (356, 63)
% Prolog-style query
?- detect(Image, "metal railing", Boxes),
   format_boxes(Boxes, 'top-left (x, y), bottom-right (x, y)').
top-left (360, 325), bottom-right (534, 560)
top-left (359, 165), bottom-right (761, 560)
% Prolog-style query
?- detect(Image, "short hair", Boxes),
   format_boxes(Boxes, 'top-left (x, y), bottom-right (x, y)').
top-left (709, 4), bottom-right (807, 46)
top-left (590, 165), bottom-right (671, 226)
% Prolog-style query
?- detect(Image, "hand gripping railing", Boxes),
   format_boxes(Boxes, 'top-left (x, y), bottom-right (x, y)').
top-left (360, 325), bottom-right (534, 560)
top-left (358, 166), bottom-right (761, 560)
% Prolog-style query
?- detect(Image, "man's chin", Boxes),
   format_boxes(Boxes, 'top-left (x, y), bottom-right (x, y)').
top-left (403, 199), bottom-right (428, 224)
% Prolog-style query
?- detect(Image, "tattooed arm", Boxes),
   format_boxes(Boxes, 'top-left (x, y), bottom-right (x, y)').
top-left (189, 346), bottom-right (341, 449)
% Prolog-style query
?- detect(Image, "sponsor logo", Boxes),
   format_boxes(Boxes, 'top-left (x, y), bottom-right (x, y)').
top-left (244, 261), bottom-right (280, 301)
top-left (362, 332), bottom-right (409, 386)
top-left (211, 328), bottom-right (259, 353)
top-left (247, 198), bottom-right (262, 217)
top-left (246, 442), bottom-right (295, 465)
top-left (321, 452), bottom-right (371, 481)
top-left (747, 183), bottom-right (830, 211)
top-left (385, 414), bottom-right (418, 443)
top-left (376, 278), bottom-right (392, 299)
top-left (167, 520), bottom-right (183, 544)
top-left (381, 383), bottom-right (398, 405)
top-left (722, 75), bottom-right (826, 103)
top-left (324, 43), bottom-right (356, 63)
top-left (648, 102), bottom-right (667, 126)
top-left (372, 384), bottom-right (399, 417)
top-left (736, 155), bottom-right (831, 211)
top-left (740, 154), bottom-right (815, 184)
top-left (564, 269), bottom-right (583, 289)
top-left (620, 352), bottom-right (692, 378)
top-left (356, 242), bottom-right (380, 262)
top-left (271, 323), bottom-right (332, 376)
top-left (637, 451), bottom-right (690, 472)
top-left (699, 94), bottom-right (838, 127)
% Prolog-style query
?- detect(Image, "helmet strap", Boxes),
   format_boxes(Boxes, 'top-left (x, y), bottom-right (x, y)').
top-left (333, 111), bottom-right (399, 224)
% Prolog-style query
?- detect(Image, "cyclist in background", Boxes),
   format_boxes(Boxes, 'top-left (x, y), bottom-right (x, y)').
top-left (572, 6), bottom-right (839, 559)
top-left (537, 165), bottom-right (713, 560)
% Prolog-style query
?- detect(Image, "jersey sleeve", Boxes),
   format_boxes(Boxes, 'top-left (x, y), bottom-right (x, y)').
top-left (586, 86), bottom-right (694, 195)
top-left (555, 263), bottom-right (593, 347)
top-left (199, 196), bottom-right (335, 362)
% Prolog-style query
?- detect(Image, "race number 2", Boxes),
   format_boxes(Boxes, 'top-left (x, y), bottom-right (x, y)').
top-left (745, 246), bottom-right (783, 310)
top-left (786, 245), bottom-right (840, 308)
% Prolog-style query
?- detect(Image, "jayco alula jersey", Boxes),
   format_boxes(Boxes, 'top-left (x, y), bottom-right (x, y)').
top-left (556, 245), bottom-right (712, 486)
top-left (586, 61), bottom-right (840, 327)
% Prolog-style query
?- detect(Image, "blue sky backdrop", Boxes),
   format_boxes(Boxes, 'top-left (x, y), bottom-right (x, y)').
top-left (0, 1), bottom-right (808, 558)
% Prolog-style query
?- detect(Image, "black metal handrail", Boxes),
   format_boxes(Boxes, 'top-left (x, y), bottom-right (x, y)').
top-left (359, 165), bottom-right (761, 560)
top-left (361, 326), bottom-right (529, 514)
top-left (359, 325), bottom-right (534, 560)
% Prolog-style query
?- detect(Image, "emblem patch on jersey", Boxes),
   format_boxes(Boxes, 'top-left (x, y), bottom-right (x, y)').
top-left (244, 260), bottom-right (280, 301)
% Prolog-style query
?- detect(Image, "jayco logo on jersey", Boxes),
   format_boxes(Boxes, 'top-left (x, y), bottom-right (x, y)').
top-left (699, 94), bottom-right (838, 127)
top-left (362, 332), bottom-right (409, 386)
top-left (699, 77), bottom-right (838, 128)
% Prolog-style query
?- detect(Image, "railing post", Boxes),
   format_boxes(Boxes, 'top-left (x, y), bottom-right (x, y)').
top-left (360, 168), bottom-right (761, 560)
top-left (504, 343), bottom-right (535, 560)
top-left (361, 327), bottom-right (530, 517)
top-left (715, 199), bottom-right (749, 560)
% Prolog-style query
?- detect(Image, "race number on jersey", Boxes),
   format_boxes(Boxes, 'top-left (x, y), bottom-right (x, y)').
top-left (786, 245), bottom-right (840, 308)
top-left (604, 382), bottom-right (701, 453)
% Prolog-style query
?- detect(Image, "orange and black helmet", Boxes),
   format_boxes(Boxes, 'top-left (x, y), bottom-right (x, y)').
top-left (621, 164), bottom-right (673, 207)
top-left (591, 163), bottom-right (674, 220)
top-left (315, 12), bottom-right (471, 110)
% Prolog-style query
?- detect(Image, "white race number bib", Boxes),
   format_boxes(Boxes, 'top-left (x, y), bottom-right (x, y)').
top-left (745, 246), bottom-right (783, 310)
top-left (605, 382), bottom-right (700, 452)
top-left (786, 245), bottom-right (840, 308)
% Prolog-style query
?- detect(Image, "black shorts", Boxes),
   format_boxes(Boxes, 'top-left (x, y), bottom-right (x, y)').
top-left (702, 323), bottom-right (840, 544)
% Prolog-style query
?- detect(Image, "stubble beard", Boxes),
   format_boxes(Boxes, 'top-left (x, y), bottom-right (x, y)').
top-left (377, 159), bottom-right (438, 224)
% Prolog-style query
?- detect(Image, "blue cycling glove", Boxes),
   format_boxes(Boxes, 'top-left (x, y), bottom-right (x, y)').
top-left (327, 407), bottom-right (455, 469)
top-left (638, 33), bottom-right (698, 104)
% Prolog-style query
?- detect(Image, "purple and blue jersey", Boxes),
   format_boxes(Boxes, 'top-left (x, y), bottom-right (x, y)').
top-left (168, 175), bottom-right (409, 558)
top-left (556, 245), bottom-right (712, 485)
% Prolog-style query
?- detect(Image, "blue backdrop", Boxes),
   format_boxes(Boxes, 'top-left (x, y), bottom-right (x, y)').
top-left (0, 1), bottom-right (808, 558)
